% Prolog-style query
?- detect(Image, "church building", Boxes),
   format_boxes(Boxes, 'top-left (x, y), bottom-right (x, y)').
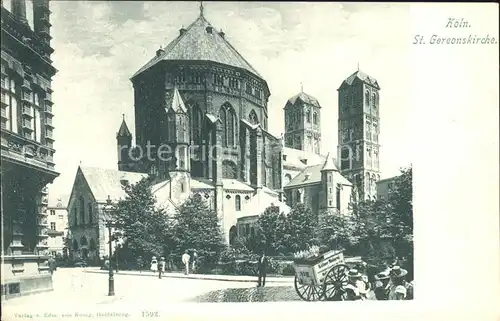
top-left (67, 5), bottom-right (382, 258)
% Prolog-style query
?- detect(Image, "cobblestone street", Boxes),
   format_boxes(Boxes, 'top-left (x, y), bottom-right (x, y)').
top-left (2, 268), bottom-right (294, 313)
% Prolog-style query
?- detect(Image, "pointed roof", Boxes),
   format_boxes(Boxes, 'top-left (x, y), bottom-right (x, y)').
top-left (285, 92), bottom-right (321, 109)
top-left (338, 70), bottom-right (380, 90)
top-left (321, 153), bottom-right (337, 171)
top-left (131, 14), bottom-right (262, 80)
top-left (285, 163), bottom-right (351, 189)
top-left (165, 87), bottom-right (187, 114)
top-left (75, 166), bottom-right (149, 203)
top-left (117, 117), bottom-right (132, 137)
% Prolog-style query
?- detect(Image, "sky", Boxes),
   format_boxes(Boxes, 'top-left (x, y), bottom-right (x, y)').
top-left (9, 1), bottom-right (413, 199)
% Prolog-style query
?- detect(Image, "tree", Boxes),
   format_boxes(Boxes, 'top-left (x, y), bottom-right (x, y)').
top-left (111, 178), bottom-right (172, 262)
top-left (255, 205), bottom-right (287, 256)
top-left (172, 193), bottom-right (225, 265)
top-left (318, 211), bottom-right (357, 254)
top-left (285, 203), bottom-right (319, 253)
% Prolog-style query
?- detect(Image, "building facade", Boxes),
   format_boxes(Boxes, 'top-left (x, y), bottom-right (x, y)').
top-left (1, 0), bottom-right (57, 299)
top-left (376, 176), bottom-right (397, 201)
top-left (47, 196), bottom-right (68, 256)
top-left (337, 70), bottom-right (381, 200)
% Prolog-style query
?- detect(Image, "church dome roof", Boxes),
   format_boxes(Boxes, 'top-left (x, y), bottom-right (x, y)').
top-left (132, 14), bottom-right (262, 80)
top-left (285, 92), bottom-right (321, 108)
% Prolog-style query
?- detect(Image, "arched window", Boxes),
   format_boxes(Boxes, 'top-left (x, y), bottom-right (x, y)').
top-left (188, 102), bottom-right (203, 144)
top-left (336, 184), bottom-right (341, 210)
top-left (80, 236), bottom-right (88, 247)
top-left (306, 109), bottom-right (311, 123)
top-left (73, 206), bottom-right (78, 226)
top-left (313, 112), bottom-right (318, 125)
top-left (235, 195), bottom-right (241, 211)
top-left (365, 90), bottom-right (370, 106)
top-left (340, 146), bottom-right (351, 170)
top-left (219, 104), bottom-right (236, 147)
top-left (89, 239), bottom-right (96, 251)
top-left (284, 174), bottom-right (292, 185)
top-left (365, 121), bottom-right (371, 140)
top-left (88, 203), bottom-right (93, 224)
top-left (295, 190), bottom-right (302, 203)
top-left (222, 160), bottom-right (238, 179)
top-left (229, 226), bottom-right (237, 246)
top-left (372, 93), bottom-right (377, 108)
top-left (249, 110), bottom-right (259, 125)
top-left (79, 197), bottom-right (85, 225)
top-left (72, 239), bottom-right (79, 251)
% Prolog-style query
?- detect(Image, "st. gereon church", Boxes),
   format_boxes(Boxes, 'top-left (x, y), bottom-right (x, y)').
top-left (67, 6), bottom-right (381, 262)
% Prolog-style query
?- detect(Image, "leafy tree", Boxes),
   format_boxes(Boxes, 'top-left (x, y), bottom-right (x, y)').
top-left (285, 203), bottom-right (319, 253)
top-left (172, 193), bottom-right (225, 265)
top-left (110, 178), bottom-right (172, 262)
top-left (388, 166), bottom-right (413, 258)
top-left (255, 205), bottom-right (287, 256)
top-left (318, 211), bottom-right (357, 254)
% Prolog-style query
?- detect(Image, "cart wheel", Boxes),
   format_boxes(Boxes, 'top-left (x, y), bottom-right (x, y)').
top-left (323, 264), bottom-right (350, 301)
top-left (294, 275), bottom-right (325, 301)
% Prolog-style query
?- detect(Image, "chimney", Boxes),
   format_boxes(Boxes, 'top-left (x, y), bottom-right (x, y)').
top-left (206, 26), bottom-right (213, 34)
top-left (156, 46), bottom-right (165, 57)
top-left (11, 0), bottom-right (28, 24)
top-left (218, 29), bottom-right (225, 38)
top-left (179, 27), bottom-right (187, 36)
top-left (304, 173), bottom-right (310, 181)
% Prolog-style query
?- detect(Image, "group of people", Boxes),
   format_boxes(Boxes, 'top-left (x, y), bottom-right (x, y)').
top-left (150, 250), bottom-right (198, 279)
top-left (343, 264), bottom-right (414, 301)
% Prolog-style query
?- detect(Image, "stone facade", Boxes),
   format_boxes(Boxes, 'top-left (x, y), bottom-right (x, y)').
top-left (337, 70), bottom-right (381, 200)
top-left (1, 0), bottom-right (57, 299)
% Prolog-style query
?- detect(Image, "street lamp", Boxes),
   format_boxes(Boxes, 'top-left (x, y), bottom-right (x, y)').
top-left (104, 195), bottom-right (116, 296)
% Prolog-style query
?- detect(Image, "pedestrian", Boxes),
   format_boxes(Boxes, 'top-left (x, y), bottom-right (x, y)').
top-left (257, 251), bottom-right (268, 287)
top-left (48, 255), bottom-right (56, 275)
top-left (344, 269), bottom-right (369, 300)
top-left (191, 250), bottom-right (198, 273)
top-left (137, 256), bottom-right (143, 273)
top-left (150, 256), bottom-right (158, 272)
top-left (373, 270), bottom-right (391, 300)
top-left (158, 257), bottom-right (166, 279)
top-left (182, 250), bottom-right (190, 275)
top-left (388, 266), bottom-right (409, 300)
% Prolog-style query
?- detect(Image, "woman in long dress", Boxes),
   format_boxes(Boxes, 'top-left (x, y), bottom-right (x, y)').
top-left (150, 256), bottom-right (158, 272)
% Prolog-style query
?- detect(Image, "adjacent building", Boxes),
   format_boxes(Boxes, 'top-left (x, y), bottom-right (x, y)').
top-left (1, 0), bottom-right (57, 298)
top-left (376, 176), bottom-right (397, 201)
top-left (47, 195), bottom-right (69, 257)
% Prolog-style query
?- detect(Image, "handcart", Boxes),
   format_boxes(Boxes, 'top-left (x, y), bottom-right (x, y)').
top-left (293, 249), bottom-right (352, 301)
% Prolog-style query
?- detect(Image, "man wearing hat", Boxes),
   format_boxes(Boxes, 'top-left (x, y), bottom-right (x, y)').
top-left (389, 266), bottom-right (410, 300)
top-left (374, 270), bottom-right (391, 300)
top-left (344, 269), bottom-right (369, 300)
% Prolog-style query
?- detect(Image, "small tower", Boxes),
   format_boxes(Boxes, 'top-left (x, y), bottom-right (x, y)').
top-left (117, 115), bottom-right (133, 171)
top-left (320, 153), bottom-right (340, 214)
top-left (283, 90), bottom-right (322, 154)
top-left (163, 87), bottom-right (191, 194)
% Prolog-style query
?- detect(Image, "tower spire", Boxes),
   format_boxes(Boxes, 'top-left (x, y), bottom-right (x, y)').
top-left (199, 1), bottom-right (204, 17)
top-left (122, 114), bottom-right (125, 121)
top-left (357, 62), bottom-right (359, 71)
top-left (300, 82), bottom-right (303, 93)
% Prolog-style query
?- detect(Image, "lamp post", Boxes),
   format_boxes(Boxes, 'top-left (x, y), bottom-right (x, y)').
top-left (104, 195), bottom-right (115, 296)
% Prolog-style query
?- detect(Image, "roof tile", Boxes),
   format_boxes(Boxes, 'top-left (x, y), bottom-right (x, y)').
top-left (132, 15), bottom-right (261, 79)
